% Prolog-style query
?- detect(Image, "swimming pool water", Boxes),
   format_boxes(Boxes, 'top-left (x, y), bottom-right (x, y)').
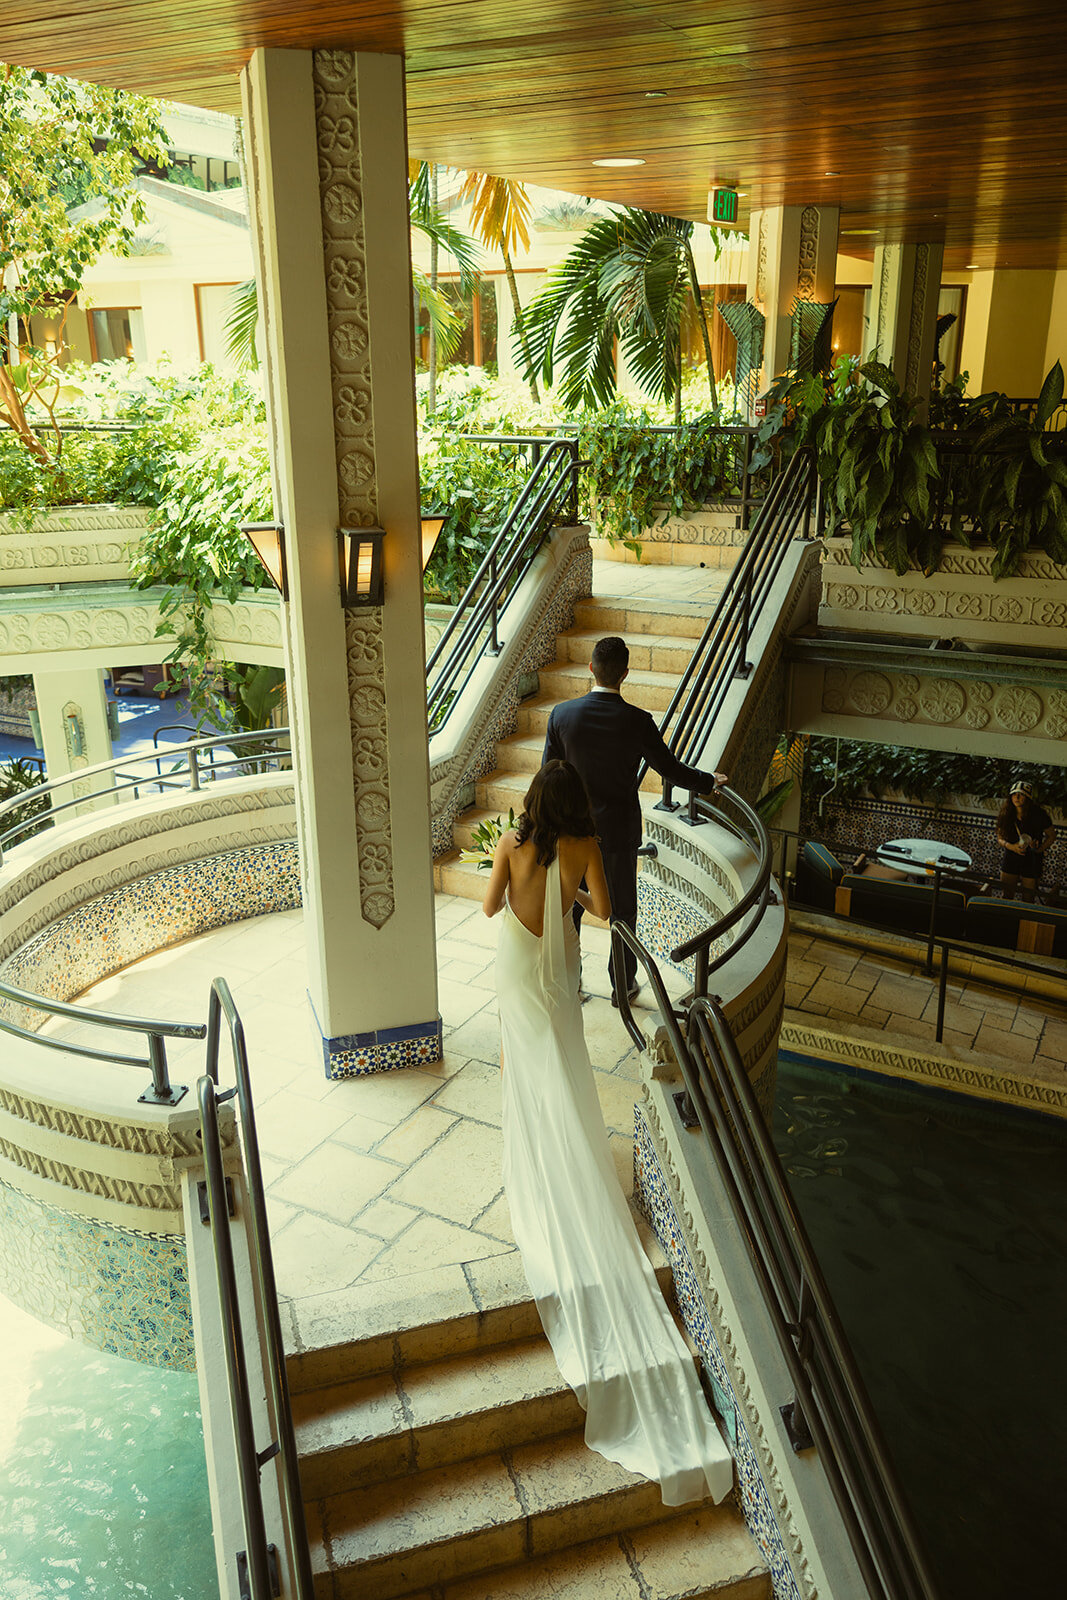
top-left (774, 1053), bottom-right (1067, 1600)
top-left (0, 1291), bottom-right (216, 1599)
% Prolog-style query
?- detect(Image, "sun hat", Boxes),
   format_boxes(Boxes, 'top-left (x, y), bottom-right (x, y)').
top-left (1010, 780), bottom-right (1034, 798)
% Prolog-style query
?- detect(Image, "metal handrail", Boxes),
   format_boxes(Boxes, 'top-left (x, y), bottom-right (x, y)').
top-left (200, 979), bottom-right (314, 1600)
top-left (608, 919), bottom-right (941, 1600)
top-left (0, 727), bottom-right (291, 863)
top-left (426, 437), bottom-right (580, 731)
top-left (653, 447), bottom-right (818, 809)
top-left (0, 957), bottom-right (203, 1104)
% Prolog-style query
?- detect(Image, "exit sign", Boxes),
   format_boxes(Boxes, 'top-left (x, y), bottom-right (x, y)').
top-left (711, 187), bottom-right (739, 225)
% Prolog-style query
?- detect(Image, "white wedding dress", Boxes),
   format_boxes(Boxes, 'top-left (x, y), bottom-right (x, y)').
top-left (497, 855), bottom-right (733, 1506)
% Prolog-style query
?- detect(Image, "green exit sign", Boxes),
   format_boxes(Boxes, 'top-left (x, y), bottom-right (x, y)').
top-left (711, 187), bottom-right (739, 225)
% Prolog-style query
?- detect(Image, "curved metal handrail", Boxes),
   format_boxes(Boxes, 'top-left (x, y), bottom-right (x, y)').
top-left (607, 918), bottom-right (940, 1600)
top-left (667, 786), bottom-right (777, 990)
top-left (0, 726), bottom-right (292, 862)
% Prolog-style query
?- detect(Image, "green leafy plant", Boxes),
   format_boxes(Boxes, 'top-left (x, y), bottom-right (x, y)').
top-left (0, 755), bottom-right (50, 842)
top-left (803, 736), bottom-right (1067, 812)
top-left (0, 64), bottom-right (169, 474)
top-left (460, 808), bottom-right (516, 868)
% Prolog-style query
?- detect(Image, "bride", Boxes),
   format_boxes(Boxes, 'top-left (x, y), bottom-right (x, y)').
top-left (482, 759), bottom-right (732, 1507)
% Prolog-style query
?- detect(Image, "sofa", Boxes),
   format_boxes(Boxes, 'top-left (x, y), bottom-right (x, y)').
top-left (962, 897), bottom-right (1067, 957)
top-left (834, 872), bottom-right (969, 939)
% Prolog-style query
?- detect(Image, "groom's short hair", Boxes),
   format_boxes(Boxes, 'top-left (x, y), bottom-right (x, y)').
top-left (590, 636), bottom-right (629, 688)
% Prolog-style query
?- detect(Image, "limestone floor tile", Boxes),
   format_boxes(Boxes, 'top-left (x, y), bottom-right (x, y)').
top-left (1010, 1007), bottom-right (1044, 1039)
top-left (329, 1068), bottom-right (446, 1133)
top-left (805, 939), bottom-right (859, 972)
top-left (388, 1118), bottom-right (503, 1227)
top-left (403, 1335), bottom-right (563, 1440)
top-left (508, 1433), bottom-right (663, 1554)
top-left (973, 1020), bottom-right (1037, 1064)
top-left (292, 1367), bottom-right (406, 1462)
top-left (581, 1006), bottom-right (642, 1072)
top-left (629, 1505), bottom-right (766, 1597)
top-left (859, 1004), bottom-right (890, 1028)
top-left (324, 1451), bottom-right (524, 1590)
top-left (289, 1262), bottom-right (476, 1377)
top-left (609, 1133), bottom-right (635, 1196)
top-left (270, 1142), bottom-right (401, 1225)
top-left (784, 980), bottom-right (814, 1009)
top-left (431, 1058), bottom-right (503, 1127)
top-left (441, 1528), bottom-right (638, 1600)
top-left (442, 1008), bottom-right (501, 1069)
top-left (594, 1070), bottom-right (642, 1135)
top-left (270, 1211), bottom-right (383, 1300)
top-left (437, 977), bottom-right (498, 1030)
top-left (807, 975), bottom-right (867, 1015)
top-left (371, 1104), bottom-right (459, 1166)
top-left (450, 915), bottom-right (499, 951)
top-left (785, 956), bottom-right (824, 987)
top-left (883, 1013), bottom-right (939, 1045)
top-left (473, 1190), bottom-right (513, 1244)
top-left (356, 1195), bottom-right (424, 1240)
top-left (866, 972), bottom-right (931, 1020)
top-left (1038, 1018), bottom-right (1067, 1059)
top-left (358, 1212), bottom-right (512, 1284)
top-left (957, 984), bottom-right (1019, 1018)
top-left (919, 994), bottom-right (980, 1038)
top-left (256, 1088), bottom-right (367, 1163)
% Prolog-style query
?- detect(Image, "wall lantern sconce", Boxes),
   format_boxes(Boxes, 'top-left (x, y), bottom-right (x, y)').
top-left (240, 521), bottom-right (288, 600)
top-left (420, 516), bottom-right (447, 573)
top-left (339, 527), bottom-right (385, 607)
top-left (66, 710), bottom-right (85, 758)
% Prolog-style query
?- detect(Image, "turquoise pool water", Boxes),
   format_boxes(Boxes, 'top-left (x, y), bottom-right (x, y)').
top-left (774, 1052), bottom-right (1067, 1600)
top-left (0, 1291), bottom-right (216, 1599)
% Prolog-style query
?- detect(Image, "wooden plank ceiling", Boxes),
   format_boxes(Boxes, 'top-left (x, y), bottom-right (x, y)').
top-left (3, 0), bottom-right (1067, 268)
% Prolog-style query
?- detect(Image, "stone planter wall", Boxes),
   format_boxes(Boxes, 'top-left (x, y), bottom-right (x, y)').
top-left (590, 503), bottom-right (746, 568)
top-left (819, 537), bottom-right (1067, 649)
top-left (0, 505), bottom-right (150, 587)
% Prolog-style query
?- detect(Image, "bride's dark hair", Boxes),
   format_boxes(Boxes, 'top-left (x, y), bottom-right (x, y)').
top-left (515, 760), bottom-right (596, 866)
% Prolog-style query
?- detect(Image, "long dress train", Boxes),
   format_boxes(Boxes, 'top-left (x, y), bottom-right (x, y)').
top-left (497, 855), bottom-right (733, 1506)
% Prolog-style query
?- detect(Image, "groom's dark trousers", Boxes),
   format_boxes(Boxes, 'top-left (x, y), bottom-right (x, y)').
top-left (542, 689), bottom-right (718, 996)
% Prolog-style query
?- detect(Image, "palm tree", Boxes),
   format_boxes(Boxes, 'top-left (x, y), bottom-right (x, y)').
top-left (224, 164), bottom-right (480, 385)
top-left (521, 208), bottom-right (722, 422)
top-left (455, 172), bottom-right (540, 404)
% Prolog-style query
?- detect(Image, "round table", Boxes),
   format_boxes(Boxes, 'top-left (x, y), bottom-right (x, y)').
top-left (875, 838), bottom-right (972, 877)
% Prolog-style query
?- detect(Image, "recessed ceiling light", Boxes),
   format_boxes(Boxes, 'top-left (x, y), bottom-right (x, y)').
top-left (737, 191), bottom-right (748, 198)
top-left (824, 170), bottom-right (840, 177)
top-left (843, 228), bottom-right (877, 235)
top-left (966, 262), bottom-right (979, 269)
top-left (591, 156), bottom-right (646, 167)
top-left (644, 91), bottom-right (667, 99)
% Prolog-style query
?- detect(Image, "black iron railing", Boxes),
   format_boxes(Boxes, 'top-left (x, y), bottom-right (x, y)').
top-left (608, 911), bottom-right (941, 1600)
top-left (425, 437), bottom-right (580, 733)
top-left (652, 447), bottom-right (819, 809)
top-left (0, 727), bottom-right (291, 864)
top-left (199, 979), bottom-right (314, 1600)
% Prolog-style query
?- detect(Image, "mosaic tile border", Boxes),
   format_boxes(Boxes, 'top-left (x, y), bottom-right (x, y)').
top-left (311, 997), bottom-right (443, 1079)
top-left (633, 1106), bottom-right (807, 1600)
top-left (0, 1176), bottom-right (194, 1370)
top-left (0, 841), bottom-right (301, 1026)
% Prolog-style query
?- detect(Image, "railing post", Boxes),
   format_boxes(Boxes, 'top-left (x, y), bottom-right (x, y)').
top-left (488, 552), bottom-right (501, 655)
top-left (735, 568), bottom-right (754, 678)
top-left (924, 866), bottom-right (942, 976)
top-left (740, 430), bottom-right (753, 531)
top-left (801, 453), bottom-right (814, 540)
top-left (138, 1033), bottom-right (177, 1106)
top-left (188, 747), bottom-right (201, 791)
top-left (936, 945), bottom-right (949, 1043)
top-left (655, 778), bottom-right (679, 813)
top-left (693, 945), bottom-right (709, 1001)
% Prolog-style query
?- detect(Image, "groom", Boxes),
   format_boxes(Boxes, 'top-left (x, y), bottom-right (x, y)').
top-left (542, 635), bottom-right (727, 1004)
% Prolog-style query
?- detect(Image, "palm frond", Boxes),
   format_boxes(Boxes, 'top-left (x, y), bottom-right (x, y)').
top-left (224, 279), bottom-right (260, 371)
top-left (457, 172), bottom-right (533, 256)
top-left (412, 267), bottom-right (464, 360)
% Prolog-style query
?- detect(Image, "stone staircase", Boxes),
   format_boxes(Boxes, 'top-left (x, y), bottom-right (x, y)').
top-left (434, 594), bottom-right (715, 903)
top-left (291, 1246), bottom-right (769, 1600)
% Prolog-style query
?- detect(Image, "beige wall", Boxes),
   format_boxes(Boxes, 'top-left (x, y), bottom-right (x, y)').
top-left (1044, 269), bottom-right (1067, 378)
top-left (960, 270), bottom-right (1056, 394)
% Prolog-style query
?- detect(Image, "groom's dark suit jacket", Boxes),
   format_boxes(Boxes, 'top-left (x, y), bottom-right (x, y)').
top-left (542, 690), bottom-right (717, 853)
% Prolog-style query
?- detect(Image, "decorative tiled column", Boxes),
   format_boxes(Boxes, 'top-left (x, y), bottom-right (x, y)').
top-left (870, 242), bottom-right (944, 413)
top-left (242, 48), bottom-right (440, 1077)
top-left (747, 205), bottom-right (840, 388)
top-left (32, 666), bottom-right (116, 811)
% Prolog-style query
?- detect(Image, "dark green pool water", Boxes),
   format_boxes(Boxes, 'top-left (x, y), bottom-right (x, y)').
top-left (774, 1052), bottom-right (1067, 1600)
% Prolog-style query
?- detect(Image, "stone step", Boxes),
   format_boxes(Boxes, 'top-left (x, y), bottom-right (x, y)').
top-left (474, 762), bottom-right (663, 819)
top-left (294, 1333), bottom-right (583, 1501)
top-left (559, 628), bottom-right (696, 675)
top-left (574, 596), bottom-right (711, 640)
top-left (590, 535), bottom-right (743, 573)
top-left (437, 1502), bottom-right (772, 1600)
top-left (308, 1425), bottom-right (712, 1600)
top-left (537, 660), bottom-right (681, 713)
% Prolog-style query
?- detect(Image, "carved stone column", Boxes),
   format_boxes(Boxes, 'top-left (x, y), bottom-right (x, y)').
top-left (870, 242), bottom-right (944, 414)
top-left (32, 667), bottom-right (115, 811)
top-left (746, 204), bottom-right (840, 388)
top-left (242, 48), bottom-right (439, 1077)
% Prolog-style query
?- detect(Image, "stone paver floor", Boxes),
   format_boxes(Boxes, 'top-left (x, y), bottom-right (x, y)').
top-left (45, 896), bottom-right (687, 1322)
top-left (786, 927), bottom-right (1067, 1092)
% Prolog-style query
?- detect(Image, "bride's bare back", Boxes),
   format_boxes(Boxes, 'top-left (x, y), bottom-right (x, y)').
top-left (483, 830), bottom-right (611, 935)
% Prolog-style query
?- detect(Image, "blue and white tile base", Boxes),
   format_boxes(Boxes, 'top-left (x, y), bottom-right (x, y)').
top-left (634, 1106), bottom-right (803, 1600)
top-left (311, 996), bottom-right (443, 1079)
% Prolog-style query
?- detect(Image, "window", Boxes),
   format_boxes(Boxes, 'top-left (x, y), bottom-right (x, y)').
top-left (89, 307), bottom-right (146, 363)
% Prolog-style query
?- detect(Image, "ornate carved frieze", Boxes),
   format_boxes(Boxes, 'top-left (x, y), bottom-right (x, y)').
top-left (905, 243), bottom-right (931, 395)
top-left (821, 665), bottom-right (1067, 743)
top-left (313, 48), bottom-right (395, 930)
top-left (795, 206), bottom-right (819, 302)
top-left (0, 1136), bottom-right (180, 1211)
